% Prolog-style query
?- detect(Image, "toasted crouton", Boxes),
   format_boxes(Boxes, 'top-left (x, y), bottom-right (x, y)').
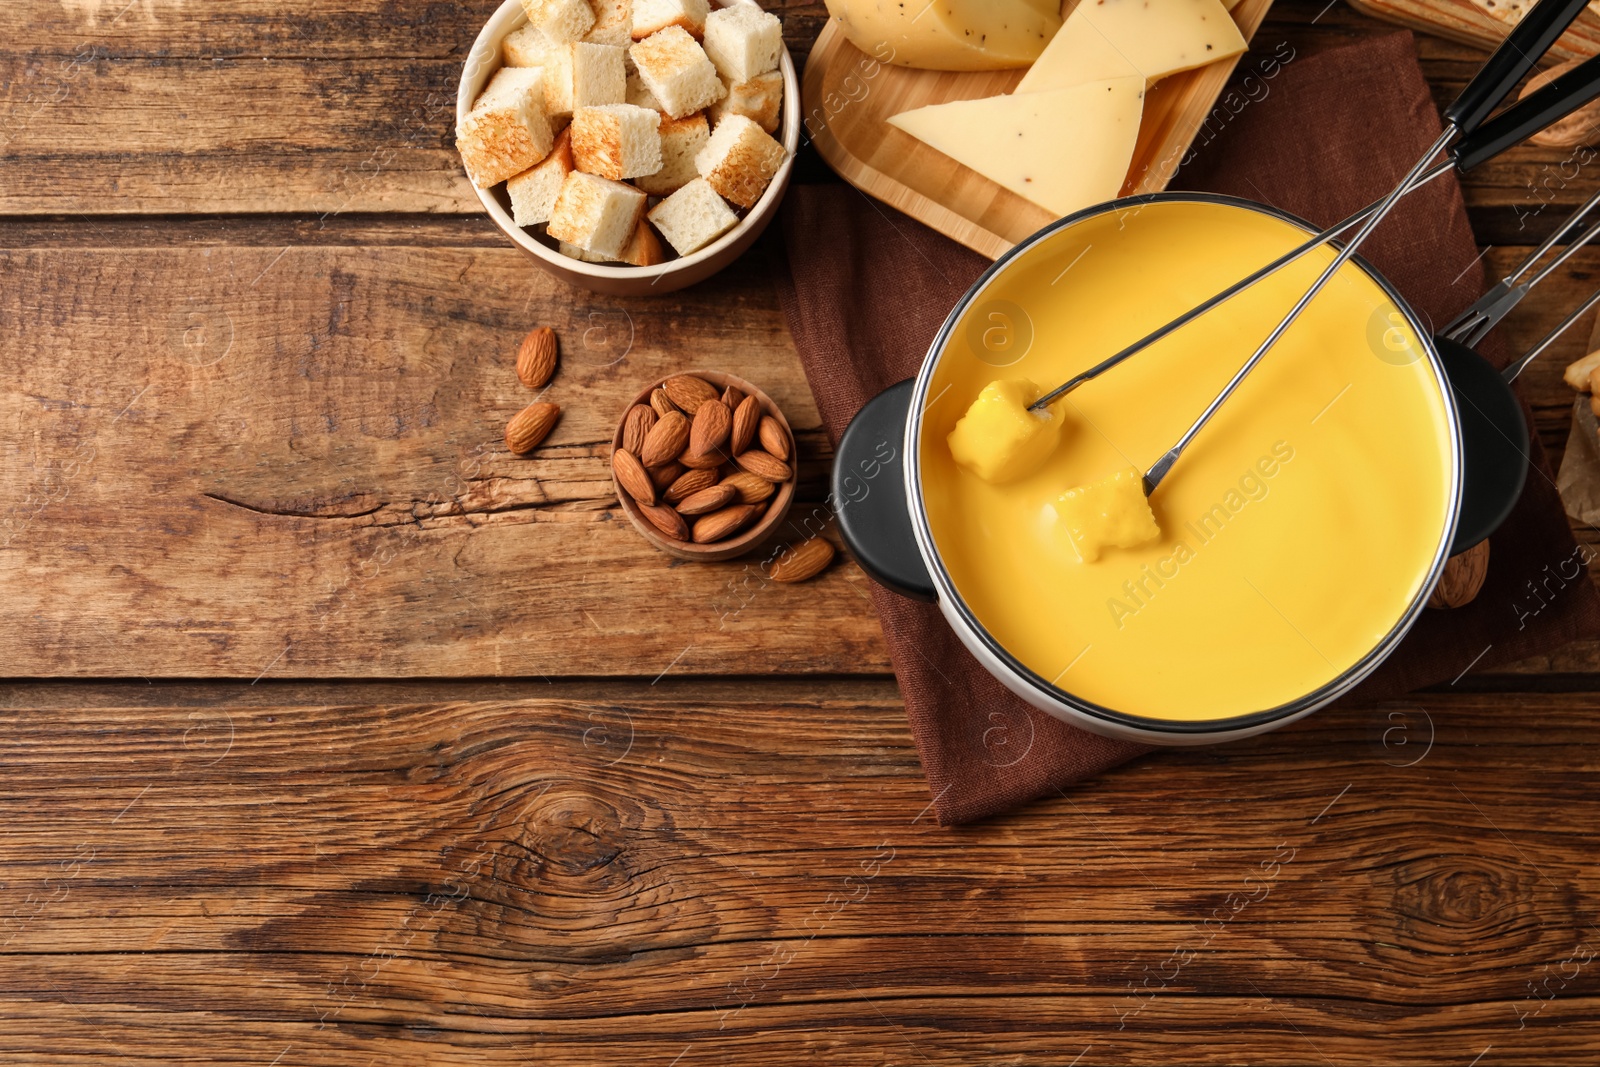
top-left (543, 41), bottom-right (627, 120)
top-left (1565, 349), bottom-right (1600, 391)
top-left (618, 220), bottom-right (668, 265)
top-left (557, 222), bottom-right (662, 266)
top-left (548, 170), bottom-right (649, 257)
top-left (648, 177), bottom-right (738, 255)
top-left (457, 67), bottom-right (555, 188)
top-left (633, 0), bottom-right (710, 40)
top-left (696, 113), bottom-right (785, 208)
top-left (585, 0), bottom-right (634, 47)
top-left (571, 104), bottom-right (663, 180)
top-left (709, 69), bottom-right (783, 134)
top-left (631, 25), bottom-right (726, 119)
top-left (503, 23), bottom-right (553, 67)
top-left (507, 126), bottom-right (575, 226)
top-left (521, 0), bottom-right (595, 43)
top-left (635, 111), bottom-right (709, 196)
top-left (558, 239), bottom-right (613, 263)
top-left (703, 3), bottom-right (783, 83)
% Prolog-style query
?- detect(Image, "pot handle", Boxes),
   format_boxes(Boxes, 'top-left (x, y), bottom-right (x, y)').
top-left (1436, 337), bottom-right (1529, 554)
top-left (832, 379), bottom-right (937, 602)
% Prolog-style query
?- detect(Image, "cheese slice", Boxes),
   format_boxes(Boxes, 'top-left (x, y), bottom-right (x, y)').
top-left (1016, 0), bottom-right (1247, 92)
top-left (887, 78), bottom-right (1144, 216)
top-left (823, 0), bottom-right (1063, 72)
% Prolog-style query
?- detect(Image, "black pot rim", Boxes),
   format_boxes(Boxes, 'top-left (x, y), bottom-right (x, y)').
top-left (904, 192), bottom-right (1464, 737)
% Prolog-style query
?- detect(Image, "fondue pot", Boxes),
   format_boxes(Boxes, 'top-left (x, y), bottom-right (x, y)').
top-left (832, 192), bottom-right (1527, 746)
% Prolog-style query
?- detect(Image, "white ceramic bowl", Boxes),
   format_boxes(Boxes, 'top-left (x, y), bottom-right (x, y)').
top-left (457, 0), bottom-right (801, 295)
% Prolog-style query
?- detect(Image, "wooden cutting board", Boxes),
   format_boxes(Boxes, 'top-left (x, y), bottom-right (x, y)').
top-left (1342, 0), bottom-right (1600, 57)
top-left (801, 0), bottom-right (1276, 260)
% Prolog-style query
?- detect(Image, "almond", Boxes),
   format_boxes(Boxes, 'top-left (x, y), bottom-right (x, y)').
top-left (676, 483), bottom-right (737, 517)
top-left (664, 374), bottom-right (719, 414)
top-left (1429, 539), bottom-right (1489, 609)
top-left (612, 448), bottom-right (656, 506)
top-left (516, 326), bottom-right (559, 389)
top-left (692, 503), bottom-right (762, 544)
top-left (722, 385), bottom-right (744, 409)
top-left (758, 416), bottom-right (790, 461)
top-left (769, 536), bottom-right (835, 583)
top-left (690, 399), bottom-right (732, 455)
top-left (621, 404), bottom-right (656, 454)
top-left (720, 470), bottom-right (775, 504)
top-left (680, 447), bottom-right (727, 470)
top-left (731, 395), bottom-right (761, 454)
top-left (639, 502), bottom-right (690, 541)
top-left (650, 387), bottom-right (679, 418)
top-left (735, 449), bottom-right (791, 483)
top-left (664, 467), bottom-right (718, 504)
top-left (650, 461), bottom-right (685, 490)
top-left (505, 402), bottom-right (560, 454)
top-left (640, 410), bottom-right (690, 468)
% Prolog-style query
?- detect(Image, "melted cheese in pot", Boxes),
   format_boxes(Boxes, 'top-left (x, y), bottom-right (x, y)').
top-left (919, 200), bottom-right (1453, 723)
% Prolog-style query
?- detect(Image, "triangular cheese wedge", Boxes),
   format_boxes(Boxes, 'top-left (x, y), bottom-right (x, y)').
top-left (1016, 0), bottom-right (1247, 92)
top-left (887, 78), bottom-right (1144, 217)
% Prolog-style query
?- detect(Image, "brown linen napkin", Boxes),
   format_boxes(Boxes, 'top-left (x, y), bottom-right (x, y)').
top-left (775, 31), bottom-right (1600, 825)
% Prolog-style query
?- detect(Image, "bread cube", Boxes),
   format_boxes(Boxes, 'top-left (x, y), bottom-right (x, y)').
top-left (548, 170), bottom-right (649, 257)
top-left (618, 220), bottom-right (668, 265)
top-left (635, 111), bottom-right (709, 196)
top-left (585, 0), bottom-right (633, 47)
top-left (543, 41), bottom-right (627, 120)
top-left (631, 26), bottom-right (727, 119)
top-left (696, 113), bottom-right (784, 208)
top-left (503, 23), bottom-right (553, 67)
top-left (520, 0), bottom-right (595, 43)
top-left (507, 126), bottom-right (575, 226)
top-left (633, 0), bottom-right (710, 40)
top-left (647, 177), bottom-right (738, 255)
top-left (708, 69), bottom-right (783, 134)
top-left (626, 71), bottom-right (664, 111)
top-left (571, 104), bottom-right (663, 180)
top-left (558, 239), bottom-right (613, 263)
top-left (703, 3), bottom-right (782, 83)
top-left (456, 66), bottom-right (555, 188)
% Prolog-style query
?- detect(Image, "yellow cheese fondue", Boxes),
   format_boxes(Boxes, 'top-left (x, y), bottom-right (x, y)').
top-left (919, 200), bottom-right (1454, 723)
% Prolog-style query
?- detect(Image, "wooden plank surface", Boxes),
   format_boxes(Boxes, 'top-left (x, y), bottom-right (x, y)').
top-left (7, 1), bottom-right (1600, 1063)
top-left (5, 226), bottom-right (1600, 678)
top-left (1, 680), bottom-right (1597, 1063)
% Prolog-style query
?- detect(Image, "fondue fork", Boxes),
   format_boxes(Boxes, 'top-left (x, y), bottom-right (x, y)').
top-left (1029, 4), bottom-right (1600, 416)
top-left (1140, 6), bottom-right (1600, 495)
top-left (1442, 186), bottom-right (1600, 348)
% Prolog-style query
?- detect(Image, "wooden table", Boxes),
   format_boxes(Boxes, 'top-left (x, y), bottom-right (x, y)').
top-left (3, 2), bottom-right (1599, 1062)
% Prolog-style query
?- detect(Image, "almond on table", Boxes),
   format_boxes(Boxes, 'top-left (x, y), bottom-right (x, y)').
top-left (516, 326), bottom-right (559, 388)
top-left (505, 401), bottom-right (561, 454)
top-left (769, 536), bottom-right (835, 583)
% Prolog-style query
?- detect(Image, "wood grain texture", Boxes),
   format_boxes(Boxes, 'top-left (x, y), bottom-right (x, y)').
top-left (4, 229), bottom-right (1600, 678)
top-left (1344, 0), bottom-right (1600, 59)
top-left (802, 0), bottom-right (1276, 259)
top-left (0, 234), bottom-right (888, 678)
top-left (0, 0), bottom-right (824, 215)
top-left (0, 681), bottom-right (1597, 1062)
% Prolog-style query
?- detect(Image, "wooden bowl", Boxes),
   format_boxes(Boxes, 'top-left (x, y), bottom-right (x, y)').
top-left (458, 0), bottom-right (801, 296)
top-left (611, 370), bottom-right (797, 562)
